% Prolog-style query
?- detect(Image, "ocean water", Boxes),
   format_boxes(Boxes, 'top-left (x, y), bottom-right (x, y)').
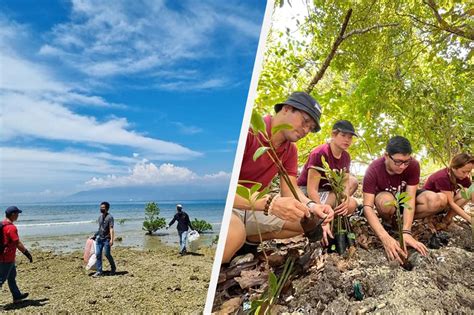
top-left (0, 201), bottom-right (224, 252)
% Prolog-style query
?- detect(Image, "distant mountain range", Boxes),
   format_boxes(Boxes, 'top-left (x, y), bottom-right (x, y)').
top-left (62, 184), bottom-right (229, 203)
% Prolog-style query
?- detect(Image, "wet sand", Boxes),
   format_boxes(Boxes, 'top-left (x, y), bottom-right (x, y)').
top-left (0, 242), bottom-right (215, 313)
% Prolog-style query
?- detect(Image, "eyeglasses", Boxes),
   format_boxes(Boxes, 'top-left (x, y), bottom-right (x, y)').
top-left (389, 155), bottom-right (412, 166)
top-left (296, 110), bottom-right (317, 131)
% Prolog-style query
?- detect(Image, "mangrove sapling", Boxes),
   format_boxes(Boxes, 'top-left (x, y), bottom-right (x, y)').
top-left (312, 156), bottom-right (352, 255)
top-left (142, 202), bottom-right (166, 235)
top-left (384, 191), bottom-right (413, 270)
top-left (191, 218), bottom-right (213, 233)
top-left (235, 181), bottom-right (294, 314)
top-left (250, 111), bottom-right (325, 241)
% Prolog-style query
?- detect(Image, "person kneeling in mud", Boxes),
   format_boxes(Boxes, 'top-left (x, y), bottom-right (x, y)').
top-left (423, 153), bottom-right (473, 225)
top-left (298, 120), bottom-right (359, 217)
top-left (362, 136), bottom-right (446, 264)
top-left (222, 92), bottom-right (334, 264)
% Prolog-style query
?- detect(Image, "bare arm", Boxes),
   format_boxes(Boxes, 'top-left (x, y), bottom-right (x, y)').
top-left (442, 190), bottom-right (471, 223)
top-left (17, 240), bottom-right (27, 253)
top-left (363, 193), bottom-right (390, 240)
top-left (307, 169), bottom-right (322, 203)
top-left (110, 227), bottom-right (115, 246)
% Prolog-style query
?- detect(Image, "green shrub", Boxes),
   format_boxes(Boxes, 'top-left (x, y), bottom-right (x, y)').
top-left (191, 218), bottom-right (213, 233)
top-left (142, 202), bottom-right (166, 235)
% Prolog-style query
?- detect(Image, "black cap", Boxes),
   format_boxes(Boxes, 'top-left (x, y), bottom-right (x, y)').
top-left (274, 92), bottom-right (322, 132)
top-left (332, 120), bottom-right (357, 137)
top-left (5, 206), bottom-right (22, 215)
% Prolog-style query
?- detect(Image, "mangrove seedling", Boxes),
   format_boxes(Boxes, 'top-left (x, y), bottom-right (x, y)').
top-left (250, 256), bottom-right (295, 315)
top-left (249, 111), bottom-right (324, 242)
top-left (312, 156), bottom-right (353, 255)
top-left (385, 191), bottom-right (413, 269)
top-left (191, 218), bottom-right (213, 233)
top-left (236, 181), bottom-right (293, 314)
top-left (142, 202), bottom-right (166, 235)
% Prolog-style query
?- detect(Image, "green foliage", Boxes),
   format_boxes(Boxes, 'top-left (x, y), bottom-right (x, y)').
top-left (385, 191), bottom-right (412, 248)
top-left (255, 1), bottom-right (473, 168)
top-left (312, 156), bottom-right (347, 233)
top-left (250, 258), bottom-right (295, 314)
top-left (191, 218), bottom-right (213, 233)
top-left (142, 202), bottom-right (166, 235)
top-left (117, 218), bottom-right (127, 225)
top-left (459, 184), bottom-right (474, 201)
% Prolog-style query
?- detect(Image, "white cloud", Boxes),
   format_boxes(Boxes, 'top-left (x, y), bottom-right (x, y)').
top-left (37, 0), bottom-right (261, 78)
top-left (85, 160), bottom-right (230, 188)
top-left (1, 92), bottom-right (201, 158)
top-left (157, 78), bottom-right (229, 91)
top-left (173, 122), bottom-right (203, 135)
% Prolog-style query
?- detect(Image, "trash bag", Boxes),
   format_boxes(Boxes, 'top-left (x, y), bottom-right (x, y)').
top-left (188, 230), bottom-right (200, 242)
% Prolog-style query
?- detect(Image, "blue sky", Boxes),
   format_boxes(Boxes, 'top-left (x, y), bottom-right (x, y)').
top-left (0, 0), bottom-right (266, 202)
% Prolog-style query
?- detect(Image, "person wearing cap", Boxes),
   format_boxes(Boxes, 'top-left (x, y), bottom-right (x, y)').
top-left (222, 92), bottom-right (334, 264)
top-left (362, 136), bottom-right (445, 264)
top-left (0, 206), bottom-right (32, 303)
top-left (297, 120), bottom-right (359, 217)
top-left (168, 204), bottom-right (195, 255)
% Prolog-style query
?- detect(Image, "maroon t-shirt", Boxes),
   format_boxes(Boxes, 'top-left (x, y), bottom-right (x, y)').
top-left (423, 168), bottom-right (472, 193)
top-left (362, 157), bottom-right (420, 195)
top-left (297, 143), bottom-right (350, 190)
top-left (239, 115), bottom-right (298, 189)
top-left (0, 220), bottom-right (19, 263)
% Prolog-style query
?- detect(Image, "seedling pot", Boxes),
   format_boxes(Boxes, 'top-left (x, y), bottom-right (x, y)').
top-left (301, 214), bottom-right (324, 242)
top-left (335, 232), bottom-right (348, 255)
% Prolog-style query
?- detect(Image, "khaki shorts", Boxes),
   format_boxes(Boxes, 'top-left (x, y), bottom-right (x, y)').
top-left (299, 186), bottom-right (330, 204)
top-left (232, 208), bottom-right (285, 236)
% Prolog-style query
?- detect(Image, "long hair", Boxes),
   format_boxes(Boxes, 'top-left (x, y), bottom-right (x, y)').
top-left (448, 153), bottom-right (474, 190)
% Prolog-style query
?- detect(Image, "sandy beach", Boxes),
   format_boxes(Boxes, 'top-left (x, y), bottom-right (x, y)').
top-left (0, 242), bottom-right (215, 313)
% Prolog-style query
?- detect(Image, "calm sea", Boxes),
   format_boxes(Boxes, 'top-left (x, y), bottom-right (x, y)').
top-left (0, 200), bottom-right (224, 252)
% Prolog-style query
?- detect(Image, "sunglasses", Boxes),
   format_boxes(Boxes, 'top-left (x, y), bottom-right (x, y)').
top-left (389, 155), bottom-right (412, 166)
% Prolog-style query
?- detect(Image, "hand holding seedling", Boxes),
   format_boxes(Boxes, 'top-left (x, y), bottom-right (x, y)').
top-left (381, 234), bottom-right (407, 264)
top-left (403, 234), bottom-right (428, 256)
top-left (334, 194), bottom-right (350, 216)
top-left (308, 203), bottom-right (334, 224)
top-left (321, 223), bottom-right (334, 246)
top-left (271, 197), bottom-right (310, 221)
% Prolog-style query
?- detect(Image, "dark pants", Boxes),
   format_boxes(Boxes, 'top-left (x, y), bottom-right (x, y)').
top-left (96, 238), bottom-right (116, 273)
top-left (0, 262), bottom-right (22, 299)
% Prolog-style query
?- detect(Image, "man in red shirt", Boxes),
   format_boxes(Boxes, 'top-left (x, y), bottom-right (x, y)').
top-left (223, 92), bottom-right (334, 263)
top-left (362, 136), bottom-right (445, 264)
top-left (1, 206), bottom-right (32, 303)
top-left (298, 120), bottom-right (359, 216)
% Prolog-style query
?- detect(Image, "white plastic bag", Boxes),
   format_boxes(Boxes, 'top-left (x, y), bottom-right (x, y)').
top-left (85, 240), bottom-right (97, 270)
top-left (188, 230), bottom-right (200, 242)
top-left (86, 253), bottom-right (97, 270)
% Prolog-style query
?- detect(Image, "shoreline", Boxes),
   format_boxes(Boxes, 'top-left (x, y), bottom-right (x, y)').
top-left (1, 243), bottom-right (216, 313)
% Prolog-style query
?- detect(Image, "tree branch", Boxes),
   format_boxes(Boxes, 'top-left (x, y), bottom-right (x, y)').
top-left (305, 9), bottom-right (399, 94)
top-left (343, 23), bottom-right (399, 40)
top-left (424, 0), bottom-right (474, 40)
top-left (305, 8), bottom-right (353, 94)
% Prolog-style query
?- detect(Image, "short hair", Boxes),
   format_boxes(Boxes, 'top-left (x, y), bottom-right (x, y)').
top-left (386, 136), bottom-right (412, 155)
top-left (100, 201), bottom-right (110, 210)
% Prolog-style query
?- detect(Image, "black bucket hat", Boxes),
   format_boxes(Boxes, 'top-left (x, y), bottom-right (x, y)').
top-left (274, 92), bottom-right (322, 132)
top-left (332, 120), bottom-right (358, 137)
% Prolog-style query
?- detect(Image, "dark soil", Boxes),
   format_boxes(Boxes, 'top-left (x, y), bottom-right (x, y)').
top-left (213, 216), bottom-right (473, 314)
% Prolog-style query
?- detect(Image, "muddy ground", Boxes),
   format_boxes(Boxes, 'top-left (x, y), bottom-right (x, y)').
top-left (214, 217), bottom-right (473, 314)
top-left (0, 244), bottom-right (215, 313)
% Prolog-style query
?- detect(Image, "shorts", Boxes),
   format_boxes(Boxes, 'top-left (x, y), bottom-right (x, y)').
top-left (232, 208), bottom-right (285, 236)
top-left (299, 186), bottom-right (330, 204)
